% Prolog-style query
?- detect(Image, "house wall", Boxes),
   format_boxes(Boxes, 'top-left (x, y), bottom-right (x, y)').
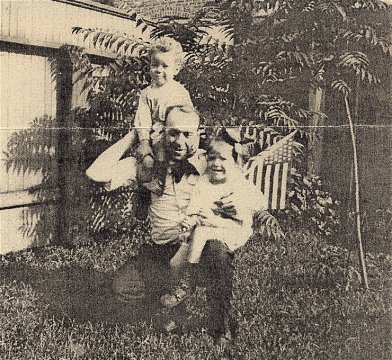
top-left (0, 0), bottom-right (142, 254)
top-left (113, 0), bottom-right (209, 20)
top-left (1, 0), bottom-right (145, 51)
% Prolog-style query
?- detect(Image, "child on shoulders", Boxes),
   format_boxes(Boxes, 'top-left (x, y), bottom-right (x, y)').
top-left (88, 37), bottom-right (194, 194)
top-left (134, 37), bottom-right (193, 194)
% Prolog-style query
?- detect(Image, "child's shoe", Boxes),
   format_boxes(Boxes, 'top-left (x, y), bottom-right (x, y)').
top-left (141, 160), bottom-right (166, 196)
top-left (160, 271), bottom-right (193, 308)
top-left (160, 286), bottom-right (189, 308)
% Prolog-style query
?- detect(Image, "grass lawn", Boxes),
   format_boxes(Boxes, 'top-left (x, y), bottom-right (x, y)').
top-left (1, 229), bottom-right (391, 359)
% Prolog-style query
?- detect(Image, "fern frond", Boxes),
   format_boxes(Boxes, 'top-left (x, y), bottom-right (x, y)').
top-left (331, 79), bottom-right (351, 96)
top-left (71, 27), bottom-right (149, 57)
top-left (341, 26), bottom-right (392, 56)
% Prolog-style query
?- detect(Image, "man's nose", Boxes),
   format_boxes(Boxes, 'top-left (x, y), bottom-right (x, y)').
top-left (175, 133), bottom-right (185, 144)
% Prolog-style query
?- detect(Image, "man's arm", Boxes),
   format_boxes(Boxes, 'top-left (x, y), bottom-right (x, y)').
top-left (86, 131), bottom-right (136, 183)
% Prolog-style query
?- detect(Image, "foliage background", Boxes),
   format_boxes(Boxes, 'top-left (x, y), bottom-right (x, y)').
top-left (4, 0), bottom-right (391, 249)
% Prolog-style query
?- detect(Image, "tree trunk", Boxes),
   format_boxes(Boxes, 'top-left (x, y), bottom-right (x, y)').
top-left (344, 96), bottom-right (369, 290)
top-left (307, 85), bottom-right (325, 175)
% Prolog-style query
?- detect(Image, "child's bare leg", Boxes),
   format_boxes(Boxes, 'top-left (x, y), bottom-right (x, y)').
top-left (141, 139), bottom-right (167, 195)
top-left (160, 242), bottom-right (191, 308)
top-left (137, 154), bottom-right (155, 183)
top-left (187, 227), bottom-right (210, 264)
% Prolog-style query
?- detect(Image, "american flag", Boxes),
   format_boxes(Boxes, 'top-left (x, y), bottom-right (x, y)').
top-left (242, 131), bottom-right (296, 210)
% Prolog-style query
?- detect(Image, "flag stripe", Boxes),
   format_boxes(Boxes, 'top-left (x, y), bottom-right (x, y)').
top-left (253, 161), bottom-right (258, 185)
top-left (276, 164), bottom-right (283, 210)
top-left (280, 162), bottom-right (289, 209)
top-left (264, 164), bottom-right (272, 209)
top-left (256, 161), bottom-right (263, 190)
top-left (269, 164), bottom-right (277, 209)
top-left (261, 162), bottom-right (267, 193)
top-left (272, 163), bottom-right (281, 209)
top-left (243, 131), bottom-right (295, 210)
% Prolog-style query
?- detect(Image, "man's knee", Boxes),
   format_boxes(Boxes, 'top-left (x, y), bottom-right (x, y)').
top-left (203, 240), bottom-right (233, 264)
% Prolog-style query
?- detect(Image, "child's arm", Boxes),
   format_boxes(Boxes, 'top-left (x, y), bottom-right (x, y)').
top-left (86, 131), bottom-right (136, 183)
top-left (134, 91), bottom-right (153, 160)
top-left (213, 179), bottom-right (268, 218)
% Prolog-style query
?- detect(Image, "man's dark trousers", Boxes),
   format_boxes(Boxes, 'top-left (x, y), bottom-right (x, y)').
top-left (112, 239), bottom-right (235, 336)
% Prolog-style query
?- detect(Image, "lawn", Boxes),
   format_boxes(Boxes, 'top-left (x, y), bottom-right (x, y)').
top-left (1, 228), bottom-right (391, 359)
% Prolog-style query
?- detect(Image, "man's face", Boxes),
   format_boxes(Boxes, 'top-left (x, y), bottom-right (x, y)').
top-left (150, 52), bottom-right (179, 87)
top-left (165, 110), bottom-right (200, 161)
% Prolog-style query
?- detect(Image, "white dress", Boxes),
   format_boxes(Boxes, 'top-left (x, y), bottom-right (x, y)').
top-left (184, 170), bottom-right (267, 263)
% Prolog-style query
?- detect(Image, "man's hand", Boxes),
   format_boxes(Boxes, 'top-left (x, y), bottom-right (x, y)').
top-left (135, 140), bottom-right (153, 162)
top-left (181, 215), bottom-right (198, 231)
top-left (212, 192), bottom-right (237, 218)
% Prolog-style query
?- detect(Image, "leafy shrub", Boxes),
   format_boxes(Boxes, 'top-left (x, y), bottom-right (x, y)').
top-left (278, 167), bottom-right (341, 237)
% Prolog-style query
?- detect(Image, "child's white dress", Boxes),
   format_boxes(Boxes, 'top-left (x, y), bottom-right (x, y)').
top-left (182, 169), bottom-right (267, 263)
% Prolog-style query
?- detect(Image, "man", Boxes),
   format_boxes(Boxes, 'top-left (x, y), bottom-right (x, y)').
top-left (87, 105), bottom-right (261, 345)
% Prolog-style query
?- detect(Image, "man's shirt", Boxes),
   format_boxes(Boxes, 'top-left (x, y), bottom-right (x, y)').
top-left (149, 150), bottom-right (206, 245)
top-left (102, 148), bottom-right (268, 246)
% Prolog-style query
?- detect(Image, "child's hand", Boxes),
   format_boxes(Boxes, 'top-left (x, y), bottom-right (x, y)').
top-left (178, 230), bottom-right (191, 243)
top-left (136, 140), bottom-right (153, 162)
top-left (197, 210), bottom-right (218, 227)
top-left (181, 216), bottom-right (198, 231)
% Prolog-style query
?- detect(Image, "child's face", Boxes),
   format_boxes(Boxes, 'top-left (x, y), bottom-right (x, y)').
top-left (150, 52), bottom-right (179, 87)
top-left (206, 141), bottom-right (236, 183)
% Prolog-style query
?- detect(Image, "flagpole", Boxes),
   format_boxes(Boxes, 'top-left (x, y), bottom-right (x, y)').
top-left (344, 96), bottom-right (369, 289)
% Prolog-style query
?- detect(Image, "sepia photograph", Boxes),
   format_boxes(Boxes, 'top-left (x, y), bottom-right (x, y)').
top-left (0, 0), bottom-right (391, 359)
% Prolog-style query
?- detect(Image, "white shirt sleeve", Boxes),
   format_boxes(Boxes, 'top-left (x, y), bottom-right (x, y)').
top-left (185, 182), bottom-right (203, 216)
top-left (104, 157), bottom-right (137, 191)
top-left (177, 85), bottom-right (193, 106)
top-left (85, 132), bottom-right (138, 190)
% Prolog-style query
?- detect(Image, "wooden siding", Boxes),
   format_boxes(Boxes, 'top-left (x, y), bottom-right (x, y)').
top-left (0, 0), bottom-right (142, 254)
top-left (0, 50), bottom-right (57, 253)
top-left (0, 0), bottom-right (146, 55)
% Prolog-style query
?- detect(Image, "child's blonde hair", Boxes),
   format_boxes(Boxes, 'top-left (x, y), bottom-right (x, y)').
top-left (150, 37), bottom-right (185, 68)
